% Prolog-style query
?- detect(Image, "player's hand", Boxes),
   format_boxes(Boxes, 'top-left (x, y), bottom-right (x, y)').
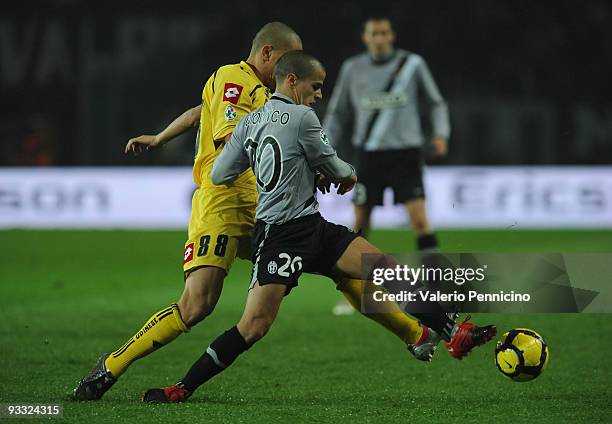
top-left (335, 174), bottom-right (357, 195)
top-left (125, 135), bottom-right (161, 155)
top-left (317, 175), bottom-right (333, 194)
top-left (432, 137), bottom-right (448, 157)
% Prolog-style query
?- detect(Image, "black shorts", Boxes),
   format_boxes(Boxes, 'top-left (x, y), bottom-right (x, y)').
top-left (353, 148), bottom-right (425, 207)
top-left (249, 213), bottom-right (359, 294)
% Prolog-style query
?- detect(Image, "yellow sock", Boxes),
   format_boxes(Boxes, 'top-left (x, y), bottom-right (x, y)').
top-left (104, 303), bottom-right (189, 377)
top-left (337, 279), bottom-right (422, 345)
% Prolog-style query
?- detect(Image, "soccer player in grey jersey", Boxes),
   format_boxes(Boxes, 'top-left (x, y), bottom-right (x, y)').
top-left (141, 51), bottom-right (495, 403)
top-left (324, 16), bottom-right (450, 315)
top-left (212, 81), bottom-right (356, 225)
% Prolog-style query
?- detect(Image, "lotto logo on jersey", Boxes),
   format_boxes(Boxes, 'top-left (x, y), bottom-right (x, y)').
top-left (183, 243), bottom-right (195, 264)
top-left (223, 83), bottom-right (243, 104)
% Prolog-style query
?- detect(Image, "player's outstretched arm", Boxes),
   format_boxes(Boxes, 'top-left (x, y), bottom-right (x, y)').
top-left (124, 105), bottom-right (202, 155)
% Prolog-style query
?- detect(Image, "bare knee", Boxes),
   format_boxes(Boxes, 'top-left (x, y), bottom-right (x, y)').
top-left (177, 267), bottom-right (225, 327)
top-left (237, 316), bottom-right (274, 345)
top-left (178, 294), bottom-right (216, 327)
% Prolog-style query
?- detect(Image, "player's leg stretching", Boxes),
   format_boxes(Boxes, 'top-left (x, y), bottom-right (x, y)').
top-left (331, 203), bottom-right (371, 316)
top-left (336, 277), bottom-right (423, 349)
top-left (333, 238), bottom-right (496, 361)
top-left (142, 281), bottom-right (284, 403)
top-left (72, 264), bottom-right (227, 401)
top-left (344, 161), bottom-right (455, 333)
top-left (142, 236), bottom-right (496, 403)
top-left (104, 266), bottom-right (225, 377)
top-left (333, 200), bottom-right (439, 318)
top-left (72, 185), bottom-right (244, 400)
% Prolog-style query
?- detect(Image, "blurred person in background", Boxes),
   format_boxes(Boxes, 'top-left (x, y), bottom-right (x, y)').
top-left (324, 17), bottom-right (450, 315)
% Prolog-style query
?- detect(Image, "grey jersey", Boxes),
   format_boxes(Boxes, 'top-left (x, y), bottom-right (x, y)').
top-left (324, 49), bottom-right (450, 152)
top-left (211, 93), bottom-right (354, 225)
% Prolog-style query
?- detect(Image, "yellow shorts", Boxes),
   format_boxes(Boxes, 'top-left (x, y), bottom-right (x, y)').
top-left (183, 186), bottom-right (257, 275)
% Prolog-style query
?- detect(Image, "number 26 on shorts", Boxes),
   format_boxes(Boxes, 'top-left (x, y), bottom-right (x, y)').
top-left (277, 253), bottom-right (302, 277)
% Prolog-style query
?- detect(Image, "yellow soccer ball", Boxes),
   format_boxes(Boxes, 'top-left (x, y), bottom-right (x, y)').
top-left (495, 328), bottom-right (549, 382)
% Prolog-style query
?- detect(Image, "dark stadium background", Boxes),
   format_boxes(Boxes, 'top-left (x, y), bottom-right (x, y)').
top-left (2, 2), bottom-right (612, 423)
top-left (1, 0), bottom-right (610, 167)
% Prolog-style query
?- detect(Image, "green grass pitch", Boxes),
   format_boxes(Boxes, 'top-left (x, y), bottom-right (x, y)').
top-left (1, 229), bottom-right (611, 423)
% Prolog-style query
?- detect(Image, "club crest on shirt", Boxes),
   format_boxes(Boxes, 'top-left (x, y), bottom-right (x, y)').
top-left (320, 130), bottom-right (330, 145)
top-left (267, 260), bottom-right (278, 274)
top-left (224, 104), bottom-right (237, 121)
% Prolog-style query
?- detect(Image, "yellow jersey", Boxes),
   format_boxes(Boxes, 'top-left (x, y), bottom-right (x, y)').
top-left (193, 61), bottom-right (271, 190)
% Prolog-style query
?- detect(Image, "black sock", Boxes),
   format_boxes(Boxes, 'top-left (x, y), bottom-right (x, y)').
top-left (179, 326), bottom-right (250, 393)
top-left (417, 233), bottom-right (438, 252)
top-left (417, 233), bottom-right (441, 276)
top-left (414, 233), bottom-right (456, 340)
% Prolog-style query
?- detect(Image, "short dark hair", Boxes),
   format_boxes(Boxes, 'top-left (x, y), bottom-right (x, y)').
top-left (363, 16), bottom-right (393, 31)
top-left (250, 22), bottom-right (302, 55)
top-left (273, 51), bottom-right (324, 84)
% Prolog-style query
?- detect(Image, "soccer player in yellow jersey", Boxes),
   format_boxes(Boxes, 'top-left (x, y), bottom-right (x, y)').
top-left (73, 22), bottom-right (303, 401)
